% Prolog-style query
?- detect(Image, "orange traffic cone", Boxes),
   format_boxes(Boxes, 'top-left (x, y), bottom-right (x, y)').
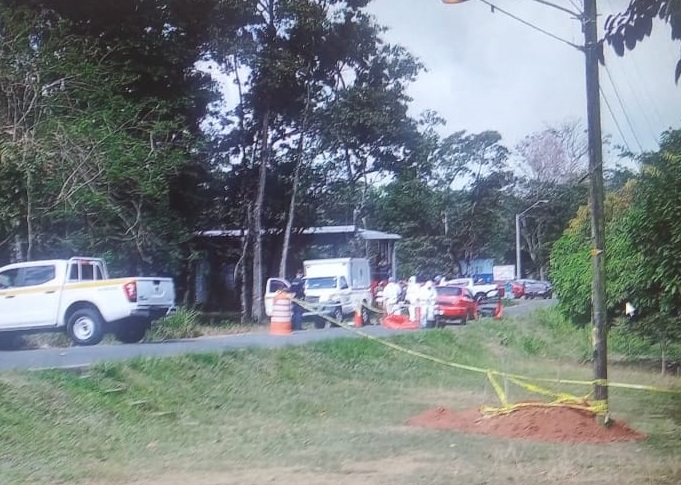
top-left (354, 303), bottom-right (363, 327)
top-left (493, 300), bottom-right (503, 319)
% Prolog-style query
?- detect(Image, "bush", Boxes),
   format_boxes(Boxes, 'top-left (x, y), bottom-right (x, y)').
top-left (146, 308), bottom-right (203, 341)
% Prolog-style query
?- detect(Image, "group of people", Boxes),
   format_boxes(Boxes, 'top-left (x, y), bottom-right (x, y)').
top-left (380, 276), bottom-right (437, 328)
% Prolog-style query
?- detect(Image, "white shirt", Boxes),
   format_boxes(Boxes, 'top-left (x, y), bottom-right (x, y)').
top-left (383, 282), bottom-right (401, 302)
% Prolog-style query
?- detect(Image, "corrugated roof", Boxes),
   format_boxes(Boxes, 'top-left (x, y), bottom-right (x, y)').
top-left (196, 225), bottom-right (401, 240)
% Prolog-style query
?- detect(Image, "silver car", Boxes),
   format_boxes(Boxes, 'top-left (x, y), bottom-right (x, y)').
top-left (522, 280), bottom-right (552, 299)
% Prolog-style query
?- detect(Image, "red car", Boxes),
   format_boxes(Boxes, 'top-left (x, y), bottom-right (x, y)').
top-left (434, 286), bottom-right (478, 326)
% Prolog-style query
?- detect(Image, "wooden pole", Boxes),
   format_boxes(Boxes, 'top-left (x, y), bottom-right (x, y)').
top-left (583, 0), bottom-right (609, 423)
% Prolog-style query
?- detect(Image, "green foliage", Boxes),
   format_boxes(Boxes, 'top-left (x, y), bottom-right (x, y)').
top-left (551, 129), bottom-right (681, 353)
top-left (604, 1), bottom-right (681, 82)
top-left (146, 308), bottom-right (203, 341)
top-left (550, 183), bottom-right (639, 324)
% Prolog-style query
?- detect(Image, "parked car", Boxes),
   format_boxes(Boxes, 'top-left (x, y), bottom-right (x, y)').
top-left (446, 277), bottom-right (498, 301)
top-left (433, 285), bottom-right (478, 326)
top-left (522, 279), bottom-right (553, 299)
top-left (0, 257), bottom-right (175, 346)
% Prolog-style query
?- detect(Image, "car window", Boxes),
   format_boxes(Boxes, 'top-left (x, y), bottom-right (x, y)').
top-left (436, 286), bottom-right (462, 296)
top-left (268, 279), bottom-right (288, 293)
top-left (20, 265), bottom-right (56, 287)
top-left (339, 276), bottom-right (349, 290)
top-left (68, 264), bottom-right (79, 281)
top-left (0, 268), bottom-right (19, 289)
top-left (305, 277), bottom-right (337, 289)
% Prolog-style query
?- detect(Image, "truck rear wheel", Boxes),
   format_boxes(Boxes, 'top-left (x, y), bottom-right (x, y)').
top-left (67, 308), bottom-right (104, 346)
top-left (331, 305), bottom-right (343, 327)
top-left (115, 322), bottom-right (149, 344)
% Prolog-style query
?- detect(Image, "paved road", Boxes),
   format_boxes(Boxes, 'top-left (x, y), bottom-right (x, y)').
top-left (0, 326), bottom-right (411, 372)
top-left (504, 297), bottom-right (556, 317)
top-left (0, 298), bottom-right (555, 372)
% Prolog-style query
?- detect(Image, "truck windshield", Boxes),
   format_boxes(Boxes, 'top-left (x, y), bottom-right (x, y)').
top-left (305, 277), bottom-right (337, 290)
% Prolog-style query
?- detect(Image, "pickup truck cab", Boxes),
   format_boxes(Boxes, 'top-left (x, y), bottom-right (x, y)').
top-left (0, 257), bottom-right (175, 346)
top-left (446, 277), bottom-right (499, 302)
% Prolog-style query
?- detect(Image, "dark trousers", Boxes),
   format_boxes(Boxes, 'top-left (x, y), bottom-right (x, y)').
top-left (292, 303), bottom-right (303, 330)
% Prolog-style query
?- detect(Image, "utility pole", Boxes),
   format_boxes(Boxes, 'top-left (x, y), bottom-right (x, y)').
top-left (583, 0), bottom-right (609, 422)
top-left (515, 214), bottom-right (522, 280)
top-left (442, 0), bottom-right (609, 422)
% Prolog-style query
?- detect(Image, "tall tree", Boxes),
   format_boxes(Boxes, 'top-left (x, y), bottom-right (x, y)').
top-left (514, 120), bottom-right (588, 184)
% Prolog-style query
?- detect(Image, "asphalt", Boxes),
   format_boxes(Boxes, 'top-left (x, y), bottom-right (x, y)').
top-left (0, 325), bottom-right (411, 372)
top-left (0, 298), bottom-right (556, 372)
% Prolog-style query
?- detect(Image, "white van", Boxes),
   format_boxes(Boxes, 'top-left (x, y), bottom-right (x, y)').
top-left (264, 258), bottom-right (373, 326)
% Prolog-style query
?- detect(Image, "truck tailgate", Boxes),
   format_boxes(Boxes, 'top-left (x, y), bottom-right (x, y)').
top-left (135, 277), bottom-right (175, 307)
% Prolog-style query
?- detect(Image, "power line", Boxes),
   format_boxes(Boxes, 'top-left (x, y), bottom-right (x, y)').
top-left (599, 85), bottom-right (633, 154)
top-left (603, 0), bottom-right (661, 147)
top-left (567, 0), bottom-right (582, 13)
top-left (474, 0), bottom-right (583, 51)
top-left (602, 62), bottom-right (645, 152)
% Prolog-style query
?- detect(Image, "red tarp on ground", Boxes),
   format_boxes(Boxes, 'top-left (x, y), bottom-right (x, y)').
top-left (381, 314), bottom-right (420, 330)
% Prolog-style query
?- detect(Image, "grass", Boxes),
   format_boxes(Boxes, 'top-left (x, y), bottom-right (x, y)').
top-left (0, 308), bottom-right (680, 484)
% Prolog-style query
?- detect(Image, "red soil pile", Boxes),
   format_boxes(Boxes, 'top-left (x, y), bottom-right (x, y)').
top-left (407, 405), bottom-right (646, 443)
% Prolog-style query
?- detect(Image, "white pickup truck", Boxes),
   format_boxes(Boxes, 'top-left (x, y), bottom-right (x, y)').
top-left (0, 257), bottom-right (175, 346)
top-left (446, 277), bottom-right (499, 302)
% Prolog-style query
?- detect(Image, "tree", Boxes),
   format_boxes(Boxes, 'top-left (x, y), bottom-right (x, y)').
top-left (604, 0), bottom-right (681, 82)
top-left (514, 120), bottom-right (588, 184)
top-left (0, 1), bottom-right (227, 277)
top-left (627, 130), bottom-right (681, 319)
top-left (550, 182), bottom-right (638, 324)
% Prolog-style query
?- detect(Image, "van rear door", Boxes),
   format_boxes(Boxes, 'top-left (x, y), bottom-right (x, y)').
top-left (264, 278), bottom-right (290, 316)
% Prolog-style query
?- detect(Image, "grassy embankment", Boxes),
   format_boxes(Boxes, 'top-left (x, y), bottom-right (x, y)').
top-left (1, 308), bottom-right (680, 485)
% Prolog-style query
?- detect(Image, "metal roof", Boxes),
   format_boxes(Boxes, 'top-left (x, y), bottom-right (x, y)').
top-left (197, 225), bottom-right (401, 240)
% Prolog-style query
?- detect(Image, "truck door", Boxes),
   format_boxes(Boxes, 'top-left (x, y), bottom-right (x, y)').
top-left (6, 265), bottom-right (60, 328)
top-left (0, 268), bottom-right (21, 329)
top-left (264, 278), bottom-right (290, 317)
top-left (338, 276), bottom-right (352, 314)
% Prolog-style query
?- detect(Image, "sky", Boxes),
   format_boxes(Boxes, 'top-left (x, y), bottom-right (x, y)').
top-left (366, 0), bottom-right (681, 157)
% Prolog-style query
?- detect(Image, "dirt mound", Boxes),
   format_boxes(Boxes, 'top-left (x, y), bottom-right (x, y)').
top-left (407, 405), bottom-right (646, 443)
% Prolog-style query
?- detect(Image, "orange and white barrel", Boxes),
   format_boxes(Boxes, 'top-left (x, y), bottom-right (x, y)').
top-left (270, 291), bottom-right (292, 335)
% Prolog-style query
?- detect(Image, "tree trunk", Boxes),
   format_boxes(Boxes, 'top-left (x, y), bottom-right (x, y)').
top-left (25, 168), bottom-right (33, 261)
top-left (239, 221), bottom-right (253, 325)
top-left (251, 110), bottom-right (270, 323)
top-left (660, 338), bottom-right (668, 376)
top-left (279, 84), bottom-right (312, 278)
top-left (279, 132), bottom-right (303, 278)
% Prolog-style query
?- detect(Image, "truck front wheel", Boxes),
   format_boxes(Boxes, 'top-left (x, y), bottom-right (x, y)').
top-left (67, 308), bottom-right (104, 346)
top-left (115, 322), bottom-right (149, 344)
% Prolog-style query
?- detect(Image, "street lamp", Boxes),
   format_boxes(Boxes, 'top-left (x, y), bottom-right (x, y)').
top-left (442, 0), bottom-right (609, 422)
top-left (515, 200), bottom-right (548, 280)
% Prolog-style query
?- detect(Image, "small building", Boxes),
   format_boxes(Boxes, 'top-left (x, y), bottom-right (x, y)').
top-left (458, 258), bottom-right (495, 283)
top-left (189, 225), bottom-right (401, 311)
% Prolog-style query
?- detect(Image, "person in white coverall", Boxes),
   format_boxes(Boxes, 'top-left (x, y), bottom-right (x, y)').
top-left (405, 276), bottom-right (420, 322)
top-left (382, 277), bottom-right (401, 314)
top-left (418, 280), bottom-right (437, 328)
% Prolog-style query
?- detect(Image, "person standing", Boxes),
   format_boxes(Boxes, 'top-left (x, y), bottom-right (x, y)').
top-left (382, 277), bottom-right (401, 315)
top-left (405, 276), bottom-right (420, 322)
top-left (418, 280), bottom-right (437, 328)
top-left (289, 270), bottom-right (305, 331)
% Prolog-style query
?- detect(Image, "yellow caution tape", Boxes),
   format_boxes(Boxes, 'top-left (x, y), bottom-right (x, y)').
top-left (362, 301), bottom-right (387, 315)
top-left (290, 297), bottom-right (680, 415)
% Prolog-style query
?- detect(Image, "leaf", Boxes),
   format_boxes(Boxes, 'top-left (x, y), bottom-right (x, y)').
top-left (610, 34), bottom-right (625, 57)
top-left (624, 26), bottom-right (639, 50)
